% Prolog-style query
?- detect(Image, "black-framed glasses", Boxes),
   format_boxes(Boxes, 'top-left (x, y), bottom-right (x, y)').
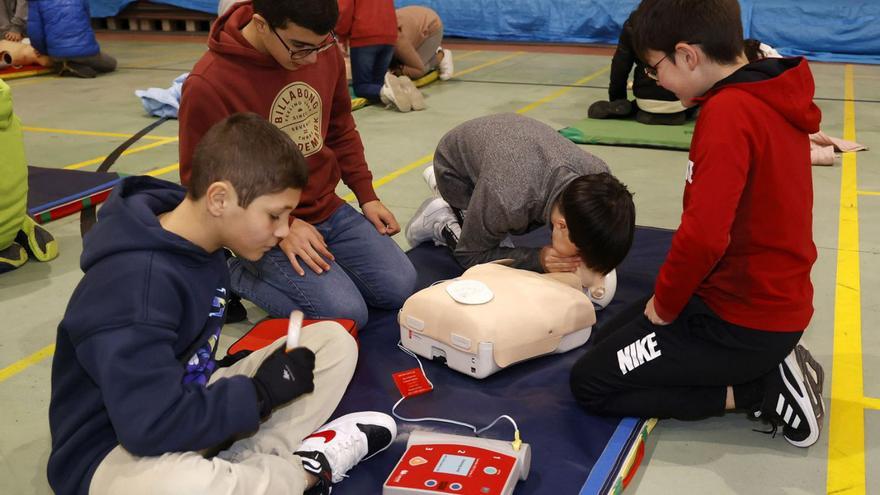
top-left (644, 53), bottom-right (669, 80)
top-left (272, 29), bottom-right (338, 61)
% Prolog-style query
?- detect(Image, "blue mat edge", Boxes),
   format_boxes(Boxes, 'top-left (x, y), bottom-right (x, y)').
top-left (27, 178), bottom-right (122, 216)
top-left (580, 417), bottom-right (645, 494)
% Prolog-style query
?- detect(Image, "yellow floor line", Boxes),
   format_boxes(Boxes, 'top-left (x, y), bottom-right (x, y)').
top-left (827, 64), bottom-right (865, 495)
top-left (517, 66), bottom-right (610, 115)
top-left (23, 126), bottom-right (176, 141)
top-left (64, 138), bottom-right (178, 171)
top-left (0, 344), bottom-right (55, 383)
top-left (454, 51), bottom-right (523, 78)
top-left (857, 190), bottom-right (880, 196)
top-left (864, 397), bottom-right (880, 411)
top-left (341, 154), bottom-right (435, 203)
top-left (454, 50), bottom-right (480, 61)
top-left (144, 162), bottom-right (180, 177)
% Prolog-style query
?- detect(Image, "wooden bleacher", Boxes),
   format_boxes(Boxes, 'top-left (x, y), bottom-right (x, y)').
top-left (92, 1), bottom-right (216, 33)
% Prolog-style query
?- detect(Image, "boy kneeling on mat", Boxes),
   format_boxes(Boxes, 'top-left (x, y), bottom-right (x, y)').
top-left (571, 0), bottom-right (825, 448)
top-left (405, 113), bottom-right (635, 307)
top-left (48, 113), bottom-right (396, 495)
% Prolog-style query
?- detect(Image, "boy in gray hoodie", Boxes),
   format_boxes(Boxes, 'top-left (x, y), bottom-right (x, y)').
top-left (406, 113), bottom-right (635, 283)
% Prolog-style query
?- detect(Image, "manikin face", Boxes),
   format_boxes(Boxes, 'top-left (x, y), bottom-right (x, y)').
top-left (550, 206), bottom-right (579, 258)
top-left (221, 186), bottom-right (301, 261)
top-left (254, 15), bottom-right (335, 71)
top-left (643, 45), bottom-right (712, 108)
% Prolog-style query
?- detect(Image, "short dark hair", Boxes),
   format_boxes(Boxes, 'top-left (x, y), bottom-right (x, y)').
top-left (189, 113), bottom-right (309, 207)
top-left (558, 173), bottom-right (635, 275)
top-left (632, 0), bottom-right (744, 65)
top-left (252, 0), bottom-right (338, 33)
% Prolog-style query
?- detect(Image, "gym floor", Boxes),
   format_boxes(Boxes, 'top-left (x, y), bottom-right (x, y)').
top-left (1, 33), bottom-right (878, 494)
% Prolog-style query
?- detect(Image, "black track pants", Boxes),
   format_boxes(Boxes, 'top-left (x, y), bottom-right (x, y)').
top-left (570, 296), bottom-right (802, 419)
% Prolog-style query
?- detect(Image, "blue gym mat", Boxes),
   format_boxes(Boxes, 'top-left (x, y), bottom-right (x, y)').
top-left (328, 226), bottom-right (674, 494)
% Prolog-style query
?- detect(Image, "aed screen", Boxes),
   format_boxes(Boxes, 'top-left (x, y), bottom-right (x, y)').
top-left (434, 454), bottom-right (475, 476)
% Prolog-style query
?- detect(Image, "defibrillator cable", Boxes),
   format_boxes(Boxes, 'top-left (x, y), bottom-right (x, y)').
top-left (392, 341), bottom-right (522, 450)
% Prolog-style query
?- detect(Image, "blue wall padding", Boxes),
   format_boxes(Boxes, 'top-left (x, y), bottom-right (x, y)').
top-left (90, 0), bottom-right (217, 18)
top-left (88, 0), bottom-right (879, 64)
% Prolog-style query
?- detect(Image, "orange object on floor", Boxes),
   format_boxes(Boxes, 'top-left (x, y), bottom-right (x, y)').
top-left (227, 318), bottom-right (358, 355)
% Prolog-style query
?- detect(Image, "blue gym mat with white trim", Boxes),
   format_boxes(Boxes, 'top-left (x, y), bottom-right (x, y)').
top-left (327, 226), bottom-right (673, 494)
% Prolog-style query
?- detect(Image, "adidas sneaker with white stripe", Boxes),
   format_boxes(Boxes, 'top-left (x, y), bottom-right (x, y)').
top-left (753, 344), bottom-right (825, 447)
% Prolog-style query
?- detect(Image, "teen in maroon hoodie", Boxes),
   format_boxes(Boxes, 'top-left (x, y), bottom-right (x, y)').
top-left (178, 0), bottom-right (416, 330)
top-left (572, 0), bottom-right (826, 449)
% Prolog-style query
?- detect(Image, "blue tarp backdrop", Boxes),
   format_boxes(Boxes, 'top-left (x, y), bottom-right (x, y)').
top-left (88, 0), bottom-right (880, 64)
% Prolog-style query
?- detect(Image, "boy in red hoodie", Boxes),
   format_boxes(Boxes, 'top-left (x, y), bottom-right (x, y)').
top-left (178, 0), bottom-right (416, 331)
top-left (570, 0), bottom-right (826, 448)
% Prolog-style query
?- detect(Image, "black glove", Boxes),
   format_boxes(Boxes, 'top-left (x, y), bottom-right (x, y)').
top-left (252, 347), bottom-right (316, 419)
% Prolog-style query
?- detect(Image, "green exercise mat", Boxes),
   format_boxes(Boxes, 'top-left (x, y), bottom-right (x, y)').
top-left (559, 117), bottom-right (695, 151)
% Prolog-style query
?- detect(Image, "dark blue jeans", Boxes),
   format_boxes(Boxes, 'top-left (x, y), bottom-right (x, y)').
top-left (349, 44), bottom-right (395, 102)
top-left (229, 203), bottom-right (417, 329)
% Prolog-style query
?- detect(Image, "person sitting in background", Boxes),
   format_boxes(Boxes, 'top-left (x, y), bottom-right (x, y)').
top-left (588, 9), bottom-right (689, 125)
top-left (0, 0), bottom-right (27, 42)
top-left (391, 5), bottom-right (453, 81)
top-left (27, 0), bottom-right (116, 78)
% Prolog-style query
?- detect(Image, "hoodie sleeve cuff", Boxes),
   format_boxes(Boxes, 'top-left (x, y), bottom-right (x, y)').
top-left (349, 179), bottom-right (379, 206)
top-left (652, 294), bottom-right (679, 324)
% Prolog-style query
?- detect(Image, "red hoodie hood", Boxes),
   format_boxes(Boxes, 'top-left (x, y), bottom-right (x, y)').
top-left (696, 57), bottom-right (821, 134)
top-left (208, 2), bottom-right (279, 68)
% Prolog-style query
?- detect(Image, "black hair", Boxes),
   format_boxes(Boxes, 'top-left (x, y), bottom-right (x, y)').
top-left (252, 0), bottom-right (338, 33)
top-left (632, 0), bottom-right (745, 65)
top-left (558, 173), bottom-right (635, 275)
top-left (189, 113), bottom-right (308, 207)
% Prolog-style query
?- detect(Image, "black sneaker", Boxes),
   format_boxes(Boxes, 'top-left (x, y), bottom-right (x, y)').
top-left (57, 60), bottom-right (97, 78)
top-left (635, 109), bottom-right (687, 126)
top-left (588, 99), bottom-right (632, 119)
top-left (752, 344), bottom-right (825, 447)
top-left (588, 100), bottom-right (612, 119)
top-left (0, 242), bottom-right (28, 274)
top-left (295, 412), bottom-right (397, 486)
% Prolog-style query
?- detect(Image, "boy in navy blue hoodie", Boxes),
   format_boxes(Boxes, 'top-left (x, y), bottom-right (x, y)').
top-left (47, 113), bottom-right (396, 495)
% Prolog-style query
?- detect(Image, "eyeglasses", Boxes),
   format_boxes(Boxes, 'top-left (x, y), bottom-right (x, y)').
top-left (643, 53), bottom-right (669, 80)
top-left (272, 29), bottom-right (338, 61)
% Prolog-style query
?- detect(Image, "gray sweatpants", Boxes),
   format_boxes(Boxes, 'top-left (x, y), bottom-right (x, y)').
top-left (89, 322), bottom-right (358, 495)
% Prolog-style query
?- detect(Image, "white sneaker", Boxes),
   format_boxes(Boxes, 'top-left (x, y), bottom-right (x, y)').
top-left (405, 197), bottom-right (457, 247)
top-left (295, 411), bottom-right (397, 484)
top-left (380, 73), bottom-right (412, 112)
top-left (438, 48), bottom-right (453, 80)
top-left (397, 75), bottom-right (426, 111)
top-left (422, 165), bottom-right (439, 197)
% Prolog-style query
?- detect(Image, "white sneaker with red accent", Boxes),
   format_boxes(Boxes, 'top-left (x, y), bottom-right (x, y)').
top-left (295, 411), bottom-right (397, 484)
